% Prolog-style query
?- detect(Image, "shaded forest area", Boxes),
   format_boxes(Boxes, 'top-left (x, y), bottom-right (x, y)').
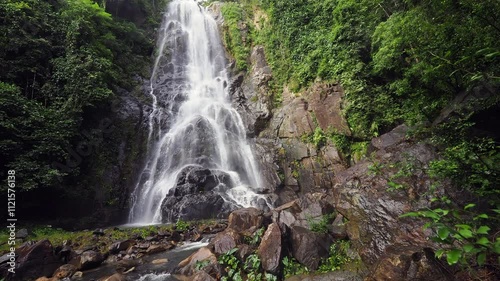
top-left (0, 0), bottom-right (166, 225)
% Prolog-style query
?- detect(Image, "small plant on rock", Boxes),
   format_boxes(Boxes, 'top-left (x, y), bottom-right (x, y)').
top-left (219, 248), bottom-right (243, 281)
top-left (175, 219), bottom-right (190, 232)
top-left (308, 213), bottom-right (335, 234)
top-left (282, 256), bottom-right (309, 278)
top-left (318, 240), bottom-right (352, 272)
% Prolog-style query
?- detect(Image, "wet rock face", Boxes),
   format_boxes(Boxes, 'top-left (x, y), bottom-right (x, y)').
top-left (231, 46), bottom-right (273, 137)
top-left (160, 165), bottom-right (236, 221)
top-left (332, 125), bottom-right (461, 279)
top-left (368, 248), bottom-right (453, 281)
top-left (173, 166), bottom-right (234, 196)
top-left (161, 192), bottom-right (228, 222)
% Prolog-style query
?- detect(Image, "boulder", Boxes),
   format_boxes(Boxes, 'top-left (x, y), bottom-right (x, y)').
top-left (71, 250), bottom-right (104, 271)
top-left (14, 240), bottom-right (62, 280)
top-left (161, 192), bottom-right (228, 221)
top-left (173, 166), bottom-right (233, 196)
top-left (152, 258), bottom-right (169, 264)
top-left (328, 214), bottom-right (348, 239)
top-left (370, 124), bottom-right (408, 150)
top-left (145, 244), bottom-right (168, 255)
top-left (176, 247), bottom-right (217, 276)
top-left (227, 208), bottom-right (264, 234)
top-left (257, 223), bottom-right (282, 274)
top-left (211, 229), bottom-right (242, 254)
top-left (108, 240), bottom-right (134, 254)
top-left (16, 228), bottom-right (29, 239)
top-left (52, 264), bottom-right (77, 279)
top-left (160, 166), bottom-right (237, 221)
top-left (290, 226), bottom-right (331, 270)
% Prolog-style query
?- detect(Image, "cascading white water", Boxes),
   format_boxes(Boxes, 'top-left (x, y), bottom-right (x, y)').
top-left (129, 0), bottom-right (270, 224)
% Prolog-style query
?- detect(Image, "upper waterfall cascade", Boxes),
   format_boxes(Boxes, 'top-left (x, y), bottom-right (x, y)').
top-left (129, 0), bottom-right (270, 224)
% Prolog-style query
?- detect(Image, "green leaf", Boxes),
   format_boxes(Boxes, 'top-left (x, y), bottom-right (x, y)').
top-left (400, 212), bottom-right (420, 218)
top-left (474, 214), bottom-right (489, 220)
top-left (464, 203), bottom-right (476, 210)
top-left (458, 228), bottom-right (473, 239)
top-left (446, 249), bottom-right (462, 265)
top-left (493, 240), bottom-right (500, 254)
top-left (435, 249), bottom-right (445, 258)
top-left (476, 237), bottom-right (490, 247)
top-left (476, 226), bottom-right (490, 235)
top-left (477, 252), bottom-right (486, 266)
top-left (455, 224), bottom-right (472, 230)
top-left (463, 244), bottom-right (475, 253)
top-left (437, 227), bottom-right (450, 240)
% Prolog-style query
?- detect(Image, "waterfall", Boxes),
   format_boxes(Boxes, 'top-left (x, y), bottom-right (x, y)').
top-left (129, 0), bottom-right (270, 224)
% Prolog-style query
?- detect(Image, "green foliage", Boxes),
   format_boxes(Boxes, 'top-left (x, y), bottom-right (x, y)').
top-left (318, 240), bottom-right (352, 272)
top-left (221, 2), bottom-right (251, 71)
top-left (248, 0), bottom-right (500, 138)
top-left (195, 259), bottom-right (211, 270)
top-left (385, 154), bottom-right (421, 191)
top-left (0, 0), bottom-right (152, 199)
top-left (175, 219), bottom-right (190, 232)
top-left (401, 203), bottom-right (499, 266)
top-left (328, 132), bottom-right (350, 155)
top-left (219, 248), bottom-right (243, 281)
top-left (428, 139), bottom-right (500, 201)
top-left (244, 227), bottom-right (265, 246)
top-left (282, 256), bottom-right (308, 278)
top-left (244, 254), bottom-right (262, 281)
top-left (312, 127), bottom-right (327, 149)
top-left (308, 213), bottom-right (335, 234)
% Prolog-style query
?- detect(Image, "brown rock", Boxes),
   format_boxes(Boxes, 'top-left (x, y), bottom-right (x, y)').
top-left (146, 244), bottom-right (167, 255)
top-left (15, 240), bottom-right (62, 281)
top-left (227, 208), bottom-right (264, 233)
top-left (52, 264), bottom-right (77, 279)
top-left (236, 244), bottom-right (253, 261)
top-left (71, 250), bottom-right (104, 271)
top-left (305, 83), bottom-right (351, 135)
top-left (152, 258), bottom-right (169, 264)
top-left (211, 229), bottom-right (242, 254)
top-left (290, 226), bottom-right (330, 270)
top-left (177, 247), bottom-right (217, 276)
top-left (371, 124), bottom-right (408, 150)
top-left (35, 278), bottom-right (55, 281)
top-left (328, 214), bottom-right (348, 239)
top-left (192, 271), bottom-right (216, 281)
top-left (257, 223), bottom-right (282, 274)
top-left (109, 240), bottom-right (134, 254)
top-left (370, 248), bottom-right (452, 281)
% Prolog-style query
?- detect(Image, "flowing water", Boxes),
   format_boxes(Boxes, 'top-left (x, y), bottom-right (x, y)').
top-left (129, 0), bottom-right (269, 224)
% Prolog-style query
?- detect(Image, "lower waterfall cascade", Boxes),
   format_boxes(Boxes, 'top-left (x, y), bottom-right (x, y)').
top-left (128, 0), bottom-right (271, 224)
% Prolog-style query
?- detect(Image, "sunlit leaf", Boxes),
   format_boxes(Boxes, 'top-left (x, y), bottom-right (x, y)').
top-left (446, 249), bottom-right (461, 265)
